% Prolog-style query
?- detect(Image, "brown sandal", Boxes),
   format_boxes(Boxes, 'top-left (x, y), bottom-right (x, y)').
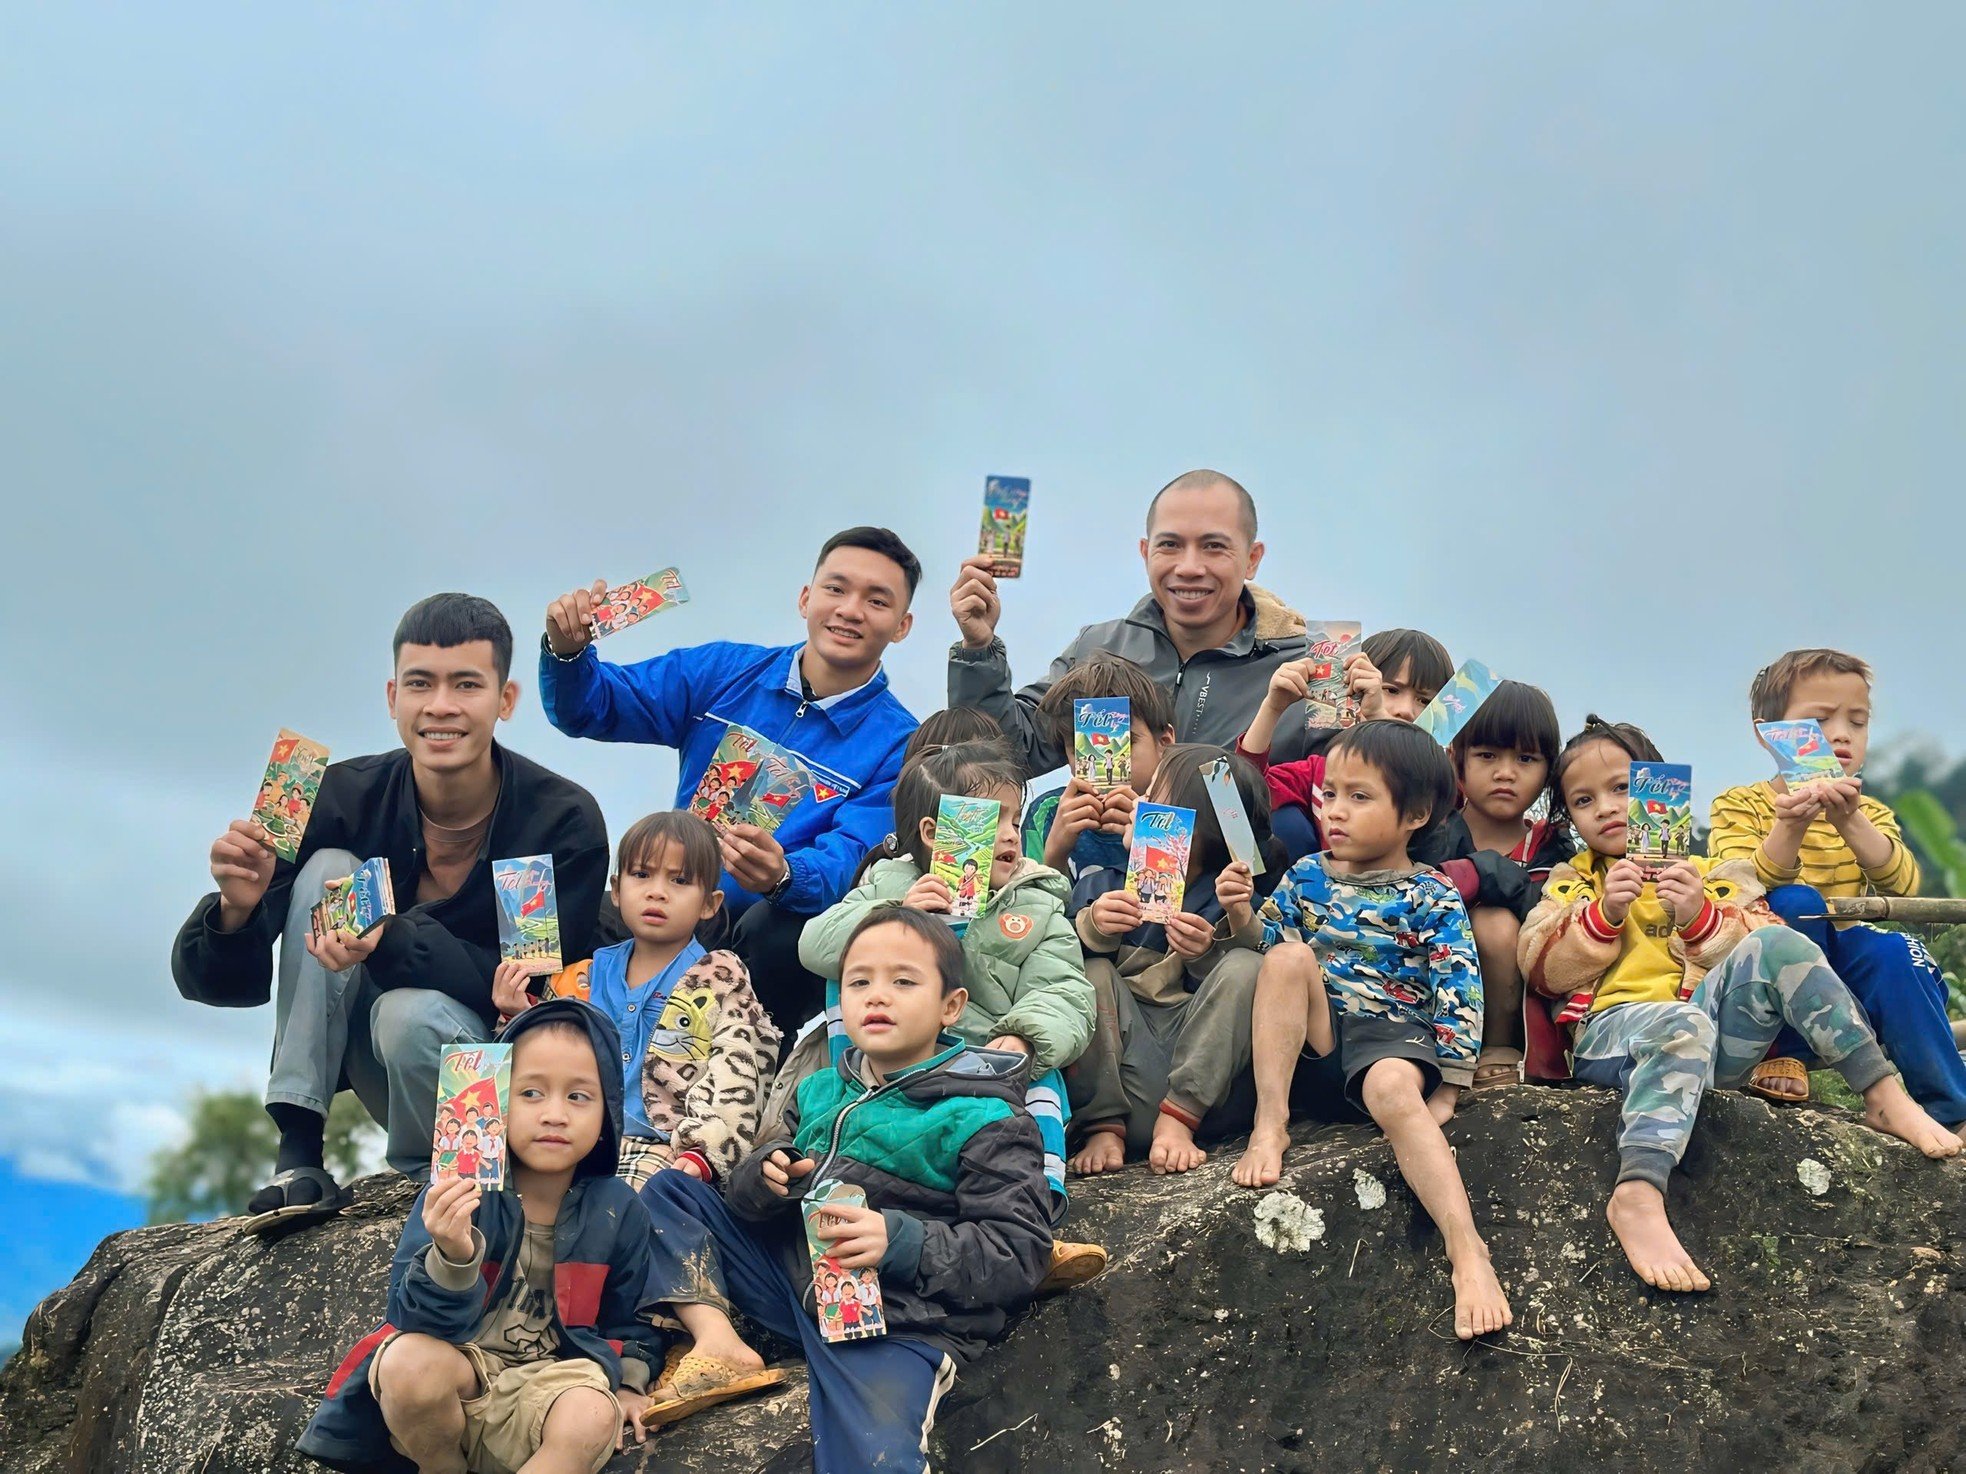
top-left (1746, 1055), bottom-right (1810, 1105)
top-left (1471, 1048), bottom-right (1523, 1091)
top-left (644, 1351), bottom-right (789, 1428)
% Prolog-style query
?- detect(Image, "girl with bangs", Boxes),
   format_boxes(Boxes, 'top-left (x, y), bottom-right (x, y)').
top-left (493, 811), bottom-right (780, 1187)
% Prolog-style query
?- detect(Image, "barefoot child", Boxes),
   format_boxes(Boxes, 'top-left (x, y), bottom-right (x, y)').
top-left (1229, 721), bottom-right (1512, 1341)
top-left (1709, 649), bottom-right (1966, 1139)
top-left (636, 909), bottom-right (1053, 1472)
top-left (494, 812), bottom-right (781, 1189)
top-left (298, 999), bottom-right (670, 1472)
top-left (1066, 744), bottom-right (1281, 1177)
top-left (1521, 716), bottom-right (1960, 1293)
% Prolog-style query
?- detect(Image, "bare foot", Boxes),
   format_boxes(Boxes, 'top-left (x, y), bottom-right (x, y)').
top-left (1231, 1120), bottom-right (1290, 1188)
top-left (1447, 1241), bottom-right (1513, 1340)
top-left (1068, 1129), bottom-right (1126, 1176)
top-left (1862, 1080), bottom-right (1964, 1160)
top-left (674, 1332), bottom-right (763, 1382)
top-left (1148, 1112), bottom-right (1207, 1174)
top-left (1605, 1181), bottom-right (1710, 1292)
top-left (1956, 1122), bottom-right (1966, 1149)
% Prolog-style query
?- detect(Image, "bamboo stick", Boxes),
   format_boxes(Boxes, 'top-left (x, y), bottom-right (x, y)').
top-left (1814, 896), bottom-right (1966, 925)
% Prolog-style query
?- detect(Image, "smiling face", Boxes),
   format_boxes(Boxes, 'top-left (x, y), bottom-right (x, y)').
top-left (911, 781), bottom-right (1024, 891)
top-left (1459, 743), bottom-right (1549, 826)
top-left (1138, 482), bottom-right (1263, 643)
top-left (506, 1024), bottom-right (605, 1180)
top-left (387, 639), bottom-right (518, 777)
top-left (614, 837), bottom-right (722, 949)
top-left (1559, 739), bottom-right (1633, 858)
top-left (1780, 668), bottom-right (1871, 776)
top-left (798, 545), bottom-right (914, 678)
top-left (1320, 747), bottom-right (1428, 869)
top-left (837, 920), bottom-right (967, 1073)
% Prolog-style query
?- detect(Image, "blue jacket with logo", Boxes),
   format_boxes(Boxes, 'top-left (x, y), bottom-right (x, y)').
top-left (539, 639), bottom-right (917, 915)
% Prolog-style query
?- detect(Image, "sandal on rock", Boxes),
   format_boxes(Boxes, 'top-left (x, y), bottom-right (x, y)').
top-left (237, 1167), bottom-right (351, 1238)
top-left (644, 1352), bottom-right (788, 1428)
top-left (1746, 1056), bottom-right (1810, 1105)
top-left (1471, 1049), bottom-right (1523, 1091)
top-left (1037, 1239), bottom-right (1109, 1294)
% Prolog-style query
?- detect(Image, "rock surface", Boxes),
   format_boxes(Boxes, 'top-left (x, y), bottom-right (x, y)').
top-left (4, 1087), bottom-right (1963, 1472)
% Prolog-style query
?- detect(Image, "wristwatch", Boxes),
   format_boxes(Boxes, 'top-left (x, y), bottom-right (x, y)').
top-left (764, 860), bottom-right (795, 904)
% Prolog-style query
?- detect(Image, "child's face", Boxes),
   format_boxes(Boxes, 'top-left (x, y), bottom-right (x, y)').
top-left (981, 783), bottom-right (1024, 889)
top-left (838, 922), bottom-right (966, 1071)
top-left (1560, 740), bottom-right (1633, 857)
top-left (1377, 660), bottom-right (1439, 725)
top-left (507, 1026), bottom-right (605, 1176)
top-left (1781, 669), bottom-right (1870, 775)
top-left (614, 838), bottom-right (723, 947)
top-left (1459, 744), bottom-right (1549, 826)
top-left (1320, 748), bottom-right (1426, 866)
top-left (1128, 722), bottom-right (1174, 795)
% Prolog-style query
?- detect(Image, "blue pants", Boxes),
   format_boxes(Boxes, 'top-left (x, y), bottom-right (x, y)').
top-left (1766, 886), bottom-right (1966, 1126)
top-left (640, 1173), bottom-right (956, 1474)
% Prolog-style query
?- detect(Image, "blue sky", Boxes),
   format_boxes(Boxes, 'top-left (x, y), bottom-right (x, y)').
top-left (2, 4), bottom-right (1961, 1329)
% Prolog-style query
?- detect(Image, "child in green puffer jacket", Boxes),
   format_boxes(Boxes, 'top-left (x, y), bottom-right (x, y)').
top-left (799, 739), bottom-right (1105, 1287)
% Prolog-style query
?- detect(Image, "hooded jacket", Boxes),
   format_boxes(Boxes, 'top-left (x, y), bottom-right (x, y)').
top-left (724, 1036), bottom-right (1053, 1366)
top-left (797, 856), bottom-right (1094, 1073)
top-left (948, 585), bottom-right (1309, 775)
top-left (173, 744), bottom-right (608, 1024)
top-left (538, 638), bottom-right (916, 916)
top-left (297, 999), bottom-right (666, 1473)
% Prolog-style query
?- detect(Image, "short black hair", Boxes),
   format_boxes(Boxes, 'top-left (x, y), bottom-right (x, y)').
top-left (393, 593), bottom-right (515, 682)
top-left (842, 906), bottom-right (968, 995)
top-left (1450, 680), bottom-right (1561, 767)
top-left (1549, 715), bottom-right (1665, 824)
top-left (1361, 628), bottom-right (1453, 698)
top-left (1035, 653), bottom-right (1177, 750)
top-left (817, 526), bottom-right (922, 603)
top-left (1146, 469), bottom-right (1258, 543)
top-left (1326, 720), bottom-right (1458, 837)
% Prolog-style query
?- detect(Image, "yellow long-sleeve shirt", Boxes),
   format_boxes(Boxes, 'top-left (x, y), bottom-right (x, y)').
top-left (1708, 781), bottom-right (1920, 899)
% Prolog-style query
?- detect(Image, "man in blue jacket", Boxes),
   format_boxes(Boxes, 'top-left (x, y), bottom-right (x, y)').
top-left (539, 527), bottom-right (921, 1032)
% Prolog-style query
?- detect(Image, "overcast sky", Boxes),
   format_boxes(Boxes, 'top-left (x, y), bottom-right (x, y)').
top-left (2, 3), bottom-right (1960, 1191)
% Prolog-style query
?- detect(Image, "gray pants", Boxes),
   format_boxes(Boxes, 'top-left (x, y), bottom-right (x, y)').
top-left (1065, 950), bottom-right (1263, 1155)
top-left (266, 848), bottom-right (487, 1175)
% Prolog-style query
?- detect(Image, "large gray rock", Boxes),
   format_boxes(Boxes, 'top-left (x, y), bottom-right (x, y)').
top-left (3, 1087), bottom-right (1962, 1472)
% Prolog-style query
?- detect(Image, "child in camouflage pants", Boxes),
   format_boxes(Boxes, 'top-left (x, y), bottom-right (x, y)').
top-left (1521, 718), bottom-right (1960, 1295)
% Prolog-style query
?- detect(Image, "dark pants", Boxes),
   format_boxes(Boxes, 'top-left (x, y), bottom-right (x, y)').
top-left (640, 1173), bottom-right (955, 1474)
top-left (732, 900), bottom-right (828, 1045)
top-left (1766, 885), bottom-right (1966, 1126)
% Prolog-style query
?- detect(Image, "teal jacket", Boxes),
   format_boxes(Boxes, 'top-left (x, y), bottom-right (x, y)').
top-left (797, 856), bottom-right (1093, 1073)
top-left (725, 1036), bottom-right (1052, 1365)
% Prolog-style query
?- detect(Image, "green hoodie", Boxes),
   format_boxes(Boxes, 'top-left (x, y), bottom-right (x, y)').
top-left (797, 856), bottom-right (1094, 1073)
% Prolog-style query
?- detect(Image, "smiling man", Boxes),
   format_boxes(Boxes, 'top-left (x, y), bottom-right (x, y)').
top-left (171, 594), bottom-right (610, 1228)
top-left (947, 469), bottom-right (1308, 773)
top-left (538, 527), bottom-right (921, 1033)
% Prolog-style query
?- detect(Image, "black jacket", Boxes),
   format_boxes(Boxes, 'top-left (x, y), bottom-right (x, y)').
top-left (1422, 813), bottom-right (1575, 921)
top-left (724, 1038), bottom-right (1052, 1366)
top-left (171, 743), bottom-right (608, 1025)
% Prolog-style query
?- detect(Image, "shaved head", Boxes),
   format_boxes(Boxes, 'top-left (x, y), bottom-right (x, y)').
top-left (1146, 469), bottom-right (1257, 543)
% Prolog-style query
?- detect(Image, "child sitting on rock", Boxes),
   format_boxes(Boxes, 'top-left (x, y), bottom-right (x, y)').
top-left (1065, 743), bottom-right (1282, 1177)
top-left (636, 908), bottom-right (1053, 1473)
top-left (1521, 715), bottom-right (1960, 1294)
top-left (1230, 720), bottom-right (1512, 1342)
top-left (298, 998), bottom-right (672, 1474)
top-left (493, 811), bottom-right (780, 1189)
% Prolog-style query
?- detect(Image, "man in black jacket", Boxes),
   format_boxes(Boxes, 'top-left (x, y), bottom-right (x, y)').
top-left (172, 594), bottom-right (609, 1224)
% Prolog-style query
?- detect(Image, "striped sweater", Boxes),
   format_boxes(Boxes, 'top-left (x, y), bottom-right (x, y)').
top-left (1708, 781), bottom-right (1920, 900)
